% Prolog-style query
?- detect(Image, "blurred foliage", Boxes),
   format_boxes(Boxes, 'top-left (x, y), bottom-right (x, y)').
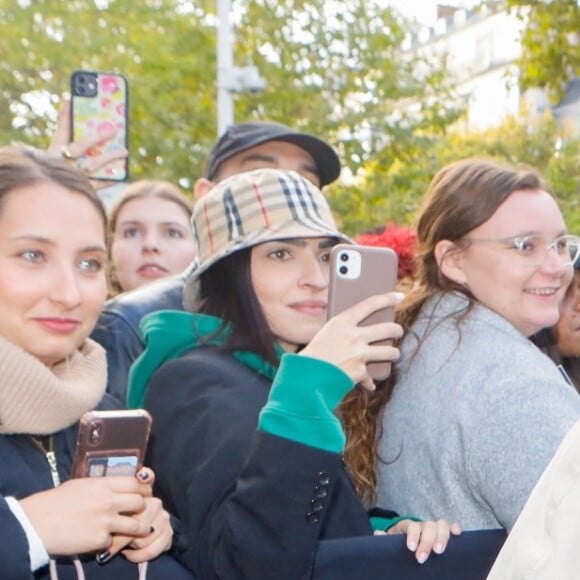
top-left (0, 0), bottom-right (217, 187)
top-left (0, 0), bottom-right (577, 235)
top-left (0, 0), bottom-right (462, 188)
top-left (330, 110), bottom-right (580, 236)
top-left (504, 0), bottom-right (580, 101)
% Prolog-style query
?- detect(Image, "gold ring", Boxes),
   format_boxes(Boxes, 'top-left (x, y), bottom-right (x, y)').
top-left (61, 146), bottom-right (76, 161)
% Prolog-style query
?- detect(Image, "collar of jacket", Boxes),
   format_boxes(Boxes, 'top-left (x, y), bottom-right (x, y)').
top-left (126, 310), bottom-right (282, 409)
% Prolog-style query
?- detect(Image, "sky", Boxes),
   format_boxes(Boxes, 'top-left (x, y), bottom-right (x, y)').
top-left (387, 0), bottom-right (480, 26)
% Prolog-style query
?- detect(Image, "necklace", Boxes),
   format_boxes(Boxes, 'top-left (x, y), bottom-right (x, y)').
top-left (30, 435), bottom-right (61, 487)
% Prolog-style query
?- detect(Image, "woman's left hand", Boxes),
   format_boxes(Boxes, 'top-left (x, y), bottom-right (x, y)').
top-left (120, 495), bottom-right (173, 563)
top-left (375, 518), bottom-right (462, 564)
top-left (98, 468), bottom-right (173, 564)
top-left (48, 97), bottom-right (127, 189)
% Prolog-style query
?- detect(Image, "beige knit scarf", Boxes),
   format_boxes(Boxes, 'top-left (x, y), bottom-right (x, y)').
top-left (0, 336), bottom-right (107, 434)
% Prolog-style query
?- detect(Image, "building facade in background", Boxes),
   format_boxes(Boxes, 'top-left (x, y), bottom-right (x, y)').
top-left (405, 2), bottom-right (580, 132)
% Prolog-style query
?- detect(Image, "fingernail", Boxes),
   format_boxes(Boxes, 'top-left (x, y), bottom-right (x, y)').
top-left (408, 540), bottom-right (417, 552)
top-left (417, 552), bottom-right (428, 564)
top-left (95, 551), bottom-right (111, 564)
top-left (393, 292), bottom-right (405, 302)
top-left (137, 470), bottom-right (150, 481)
top-left (434, 542), bottom-right (444, 554)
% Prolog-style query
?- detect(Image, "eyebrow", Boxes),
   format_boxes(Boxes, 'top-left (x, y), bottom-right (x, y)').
top-left (509, 229), bottom-right (569, 238)
top-left (118, 220), bottom-right (187, 227)
top-left (275, 238), bottom-right (338, 249)
top-left (240, 153), bottom-right (319, 178)
top-left (10, 234), bottom-right (106, 253)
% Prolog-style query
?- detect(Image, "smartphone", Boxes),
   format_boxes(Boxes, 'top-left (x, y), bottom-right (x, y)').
top-left (71, 409), bottom-right (151, 478)
top-left (70, 70), bottom-right (129, 181)
top-left (327, 244), bottom-right (398, 381)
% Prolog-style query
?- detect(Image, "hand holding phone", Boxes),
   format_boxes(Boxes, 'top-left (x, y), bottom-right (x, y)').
top-left (70, 70), bottom-right (129, 181)
top-left (71, 409), bottom-right (152, 479)
top-left (327, 244), bottom-right (400, 381)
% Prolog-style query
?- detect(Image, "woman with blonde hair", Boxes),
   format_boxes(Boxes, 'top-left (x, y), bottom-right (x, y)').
top-left (107, 180), bottom-right (196, 295)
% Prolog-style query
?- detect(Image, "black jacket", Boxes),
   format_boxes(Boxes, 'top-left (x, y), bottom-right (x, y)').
top-left (91, 274), bottom-right (186, 402)
top-left (0, 394), bottom-right (193, 580)
top-left (144, 347), bottom-right (506, 580)
top-left (145, 347), bottom-right (374, 580)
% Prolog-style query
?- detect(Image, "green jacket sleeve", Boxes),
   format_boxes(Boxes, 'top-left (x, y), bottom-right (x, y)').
top-left (258, 353), bottom-right (354, 454)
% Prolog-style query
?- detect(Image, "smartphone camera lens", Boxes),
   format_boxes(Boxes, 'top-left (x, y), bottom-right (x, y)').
top-left (340, 253), bottom-right (349, 262)
top-left (88, 422), bottom-right (103, 445)
top-left (339, 265), bottom-right (348, 275)
top-left (73, 73), bottom-right (98, 98)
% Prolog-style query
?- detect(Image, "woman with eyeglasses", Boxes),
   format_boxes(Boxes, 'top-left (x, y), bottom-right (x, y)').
top-left (374, 158), bottom-right (580, 532)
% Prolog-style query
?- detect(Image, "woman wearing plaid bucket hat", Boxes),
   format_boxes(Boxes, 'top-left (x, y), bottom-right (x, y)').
top-left (125, 168), bottom-right (466, 578)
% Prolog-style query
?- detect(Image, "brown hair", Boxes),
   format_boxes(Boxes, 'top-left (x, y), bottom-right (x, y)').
top-left (0, 145), bottom-right (105, 228)
top-left (339, 158), bottom-right (549, 505)
top-left (107, 179), bottom-right (194, 294)
top-left (398, 158), bottom-right (549, 330)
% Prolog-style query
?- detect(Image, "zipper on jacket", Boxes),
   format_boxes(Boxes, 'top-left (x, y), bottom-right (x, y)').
top-left (31, 435), bottom-right (61, 487)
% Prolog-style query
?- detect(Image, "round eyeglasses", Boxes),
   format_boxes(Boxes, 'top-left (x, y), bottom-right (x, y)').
top-left (463, 234), bottom-right (580, 267)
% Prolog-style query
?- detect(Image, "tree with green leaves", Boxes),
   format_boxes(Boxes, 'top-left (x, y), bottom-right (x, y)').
top-left (1, 0), bottom-right (576, 237)
top-left (0, 0), bottom-right (463, 188)
top-left (335, 110), bottom-right (579, 236)
top-left (504, 0), bottom-right (580, 101)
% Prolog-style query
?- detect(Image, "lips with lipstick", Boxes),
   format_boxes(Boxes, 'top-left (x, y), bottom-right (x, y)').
top-left (34, 318), bottom-right (81, 333)
top-left (137, 263), bottom-right (169, 279)
top-left (289, 301), bottom-right (327, 316)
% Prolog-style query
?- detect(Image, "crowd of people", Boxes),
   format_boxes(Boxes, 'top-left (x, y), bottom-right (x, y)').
top-left (0, 98), bottom-right (578, 580)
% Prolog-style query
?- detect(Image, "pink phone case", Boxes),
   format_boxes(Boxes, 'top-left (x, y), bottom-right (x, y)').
top-left (71, 409), bottom-right (151, 478)
top-left (70, 70), bottom-right (129, 181)
top-left (327, 244), bottom-right (398, 381)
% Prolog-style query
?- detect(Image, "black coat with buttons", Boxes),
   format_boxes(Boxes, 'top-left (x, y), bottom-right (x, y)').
top-left (144, 346), bottom-right (390, 580)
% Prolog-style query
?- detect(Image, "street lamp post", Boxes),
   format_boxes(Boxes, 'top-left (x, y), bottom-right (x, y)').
top-left (217, 0), bottom-right (234, 136)
top-left (216, 0), bottom-right (267, 137)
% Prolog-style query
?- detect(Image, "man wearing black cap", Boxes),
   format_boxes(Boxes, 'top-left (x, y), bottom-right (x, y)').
top-left (91, 121), bottom-right (341, 401)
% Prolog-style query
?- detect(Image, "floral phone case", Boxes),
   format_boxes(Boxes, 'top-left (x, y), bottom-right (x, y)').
top-left (70, 70), bottom-right (129, 181)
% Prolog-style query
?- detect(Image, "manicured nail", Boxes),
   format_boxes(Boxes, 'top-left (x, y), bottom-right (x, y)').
top-left (417, 552), bottom-right (428, 564)
top-left (95, 551), bottom-right (110, 564)
top-left (408, 540), bottom-right (417, 552)
top-left (393, 292), bottom-right (405, 302)
top-left (137, 470), bottom-right (150, 481)
top-left (434, 542), bottom-right (444, 554)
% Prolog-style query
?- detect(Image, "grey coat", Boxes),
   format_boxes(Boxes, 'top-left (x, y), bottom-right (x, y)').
top-left (376, 292), bottom-right (580, 531)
